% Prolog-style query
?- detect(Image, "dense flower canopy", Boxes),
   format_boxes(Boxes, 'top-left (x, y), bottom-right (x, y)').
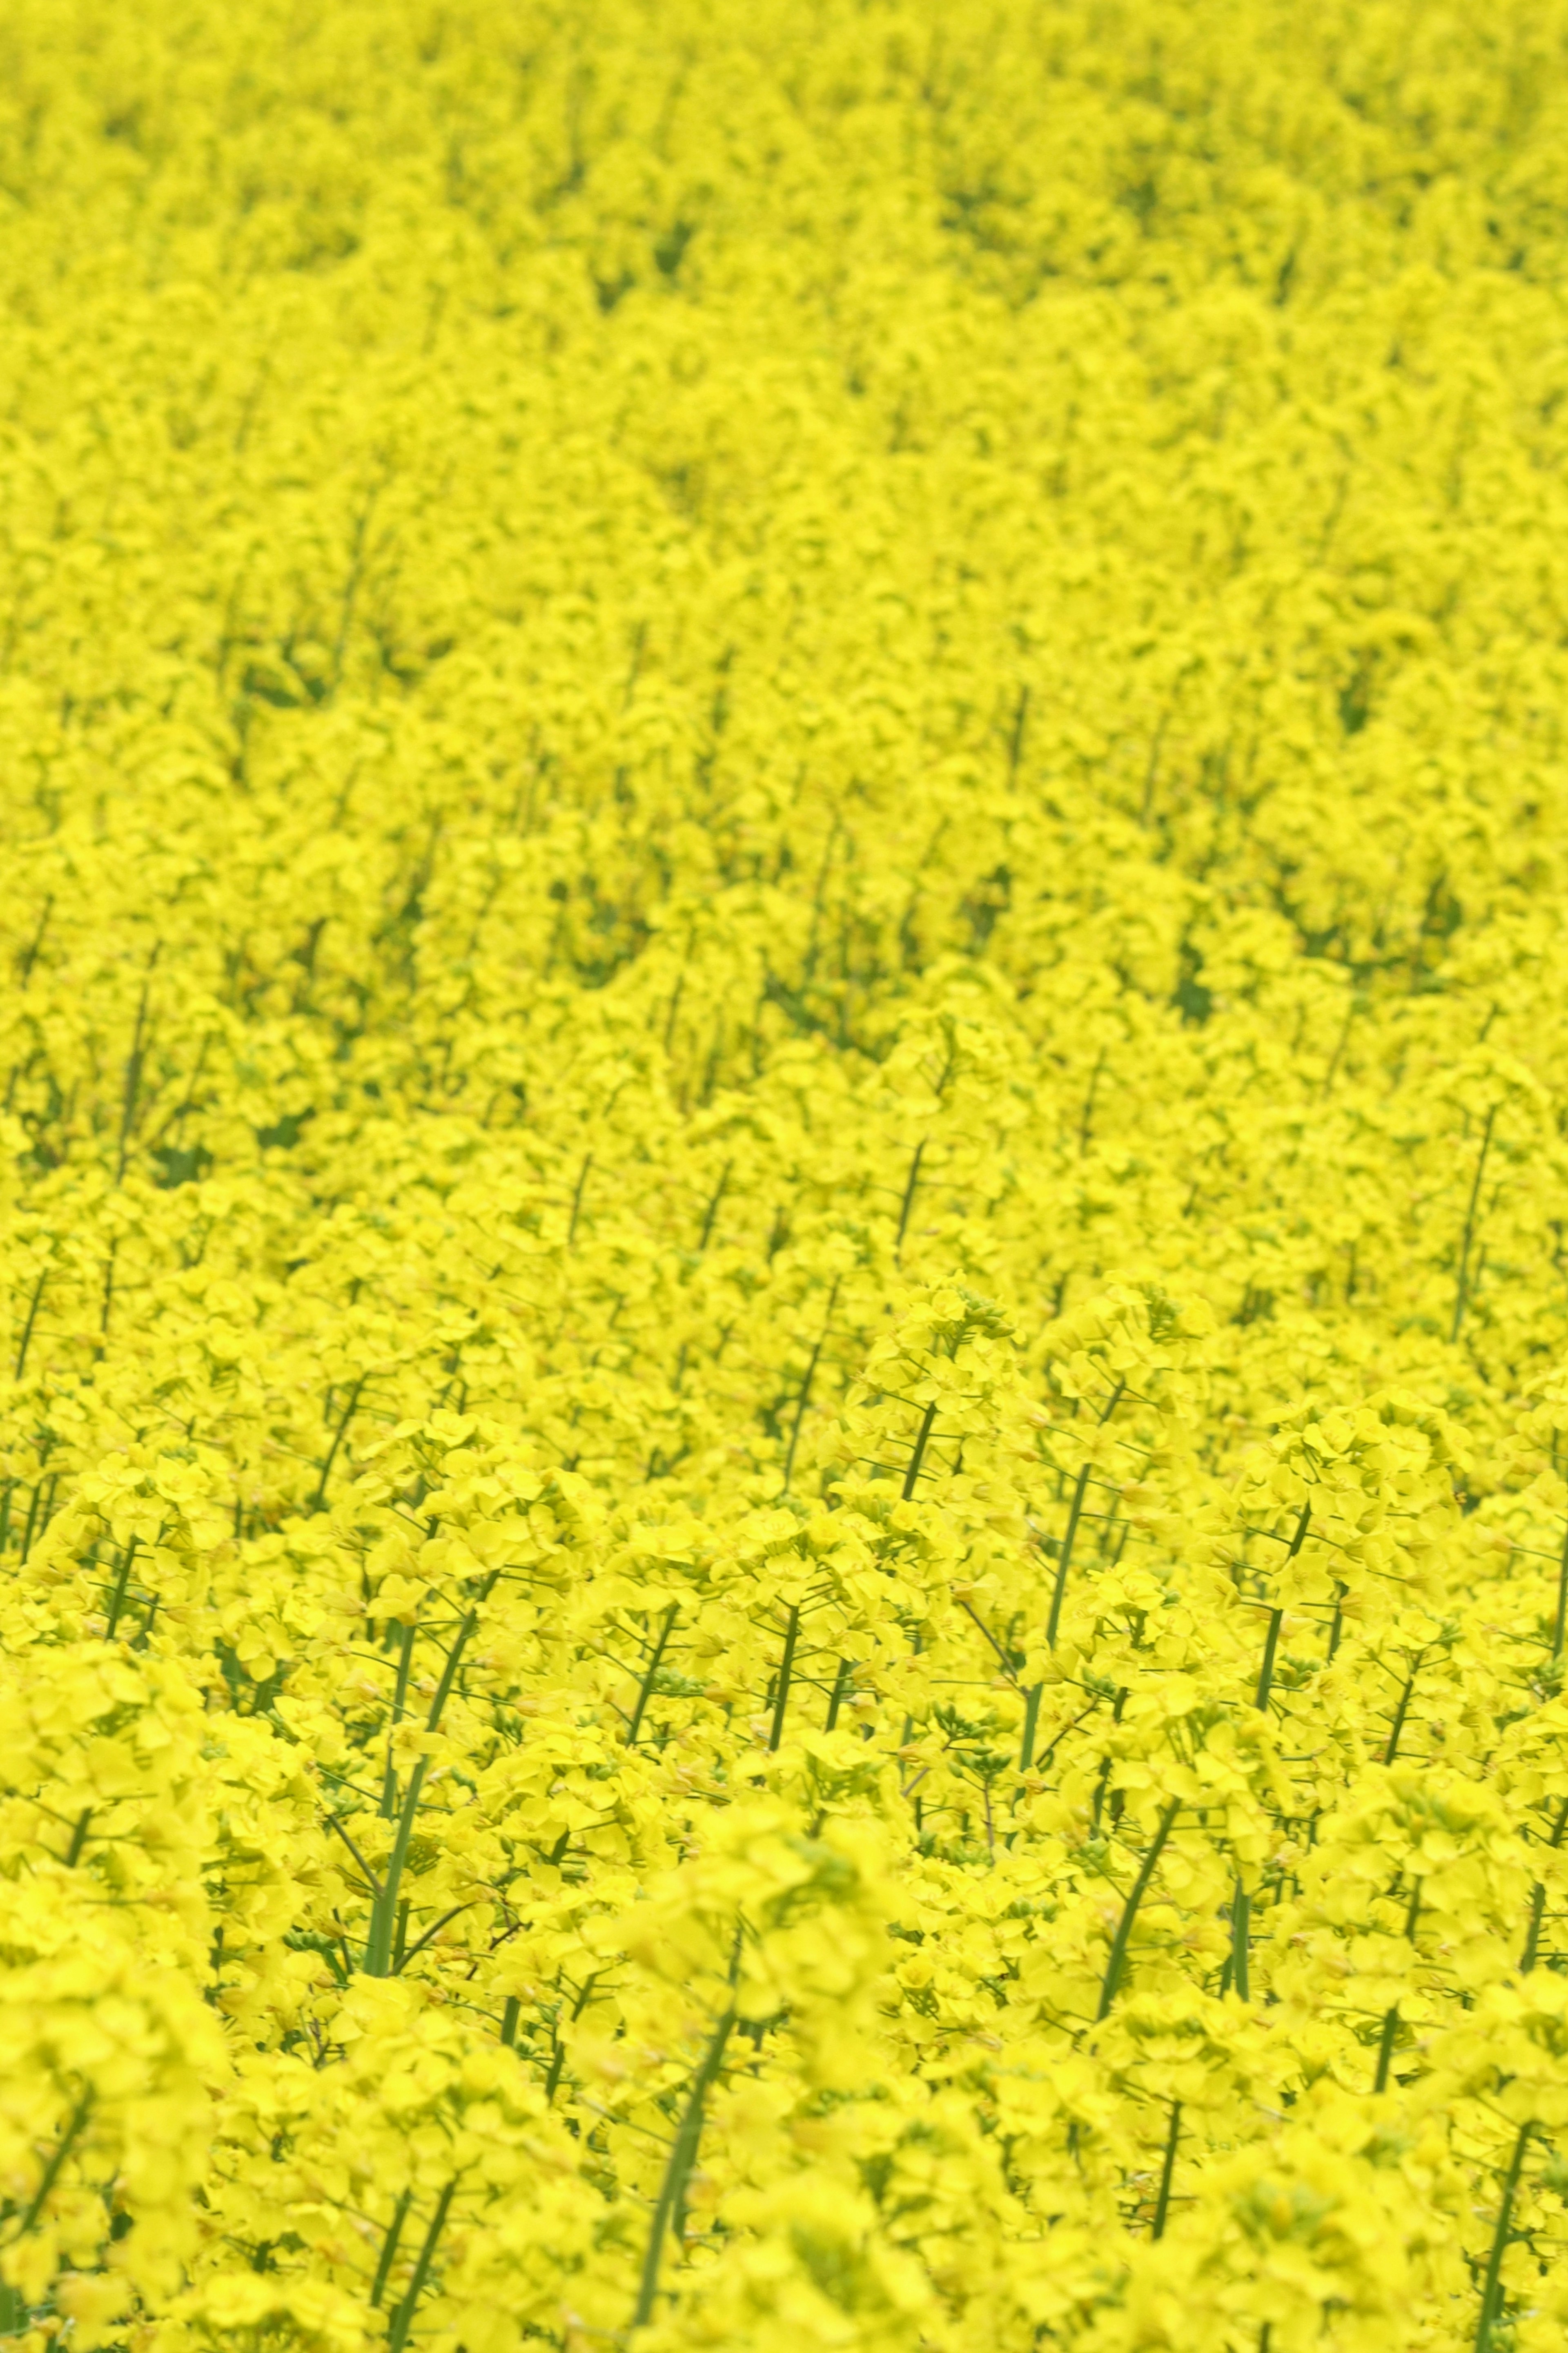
top-left (3, 2), bottom-right (1568, 2348)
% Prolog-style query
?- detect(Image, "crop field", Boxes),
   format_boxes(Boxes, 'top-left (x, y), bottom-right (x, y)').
top-left (5, 2), bottom-right (1568, 2348)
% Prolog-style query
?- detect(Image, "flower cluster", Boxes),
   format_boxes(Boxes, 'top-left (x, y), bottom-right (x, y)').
top-left (2, 0), bottom-right (1568, 2348)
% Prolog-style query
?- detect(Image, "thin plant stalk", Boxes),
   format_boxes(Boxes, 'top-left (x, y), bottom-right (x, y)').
top-left (1521, 1798), bottom-right (1568, 1972)
top-left (1096, 1800), bottom-right (1180, 2020)
top-left (1383, 1667), bottom-right (1418, 1766)
top-left (115, 968), bottom-right (158, 1185)
top-left (894, 1140), bottom-right (925, 1258)
top-left (1255, 1501), bottom-right (1310, 1712)
top-left (1018, 1682), bottom-right (1043, 1773)
top-left (370, 2188), bottom-right (413, 2308)
top-left (1230, 1883), bottom-right (1251, 1999)
top-left (104, 1536), bottom-right (139, 1638)
top-left (311, 1374), bottom-right (368, 1512)
top-left (364, 1606), bottom-right (481, 1974)
top-left (768, 1605), bottom-right (800, 1751)
top-left (1451, 1103), bottom-right (1498, 1345)
top-left (1374, 1880), bottom-right (1422, 2091)
top-left (386, 2178), bottom-right (457, 2353)
top-left (626, 1601), bottom-right (680, 1747)
top-left (14, 1264), bottom-right (48, 1381)
top-left (782, 1278), bottom-right (839, 1492)
top-left (567, 1151), bottom-right (593, 1245)
top-left (18, 2096), bottom-right (92, 2236)
top-left (1253, 1612), bottom-right (1284, 1713)
top-left (901, 1400), bottom-right (938, 1500)
top-left (697, 1161), bottom-right (730, 1251)
top-left (1045, 1462), bottom-right (1092, 1649)
top-left (632, 2009), bottom-right (736, 2328)
top-left (1152, 2100), bottom-right (1180, 2239)
top-left (1474, 2121), bottom-right (1532, 2353)
top-left (381, 1623), bottom-right (416, 1818)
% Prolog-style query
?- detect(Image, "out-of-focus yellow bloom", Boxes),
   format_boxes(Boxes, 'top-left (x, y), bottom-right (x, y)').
top-left (1, 0), bottom-right (1568, 2346)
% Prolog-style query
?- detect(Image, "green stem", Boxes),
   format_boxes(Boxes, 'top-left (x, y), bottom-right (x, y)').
top-left (363, 1603), bottom-right (483, 1972)
top-left (18, 2096), bottom-right (91, 2235)
top-left (1078, 1047), bottom-right (1106, 1155)
top-left (394, 1900), bottom-right (475, 1975)
top-left (1374, 1878), bottom-right (1422, 2089)
top-left (1521, 1798), bottom-right (1568, 1972)
top-left (1018, 1682), bottom-right (1043, 1773)
top-left (901, 1400), bottom-right (939, 1501)
top-left (104, 1536), bottom-right (138, 1638)
top-left (894, 1140), bottom-right (925, 1258)
top-left (1474, 2120), bottom-right (1532, 2353)
top-left (1152, 2099), bottom-right (1180, 2239)
top-left (364, 1762), bottom-right (427, 1976)
top-left (1373, 2005), bottom-right (1400, 2093)
top-left (1383, 1667), bottom-right (1417, 1766)
top-left (14, 1265), bottom-right (47, 1381)
top-left (626, 1602), bottom-right (679, 1746)
top-left (781, 1280), bottom-right (839, 1492)
top-left (1254, 1502), bottom-right (1310, 1708)
top-left (1554, 1518), bottom-right (1568, 1661)
top-left (323, 1808), bottom-right (384, 1899)
top-left (567, 1153), bottom-right (593, 1245)
top-left (99, 1238), bottom-right (117, 1346)
top-left (114, 972), bottom-right (156, 1185)
top-left (18, 895), bottom-right (51, 986)
top-left (768, 1606), bottom-right (800, 1752)
top-left (1045, 1462), bottom-right (1092, 1649)
top-left (696, 1161), bottom-right (731, 1251)
top-left (381, 1623), bottom-right (416, 1818)
top-left (632, 2009), bottom-right (735, 2329)
top-left (1230, 1881), bottom-right (1251, 2000)
top-left (369, 2188), bottom-right (412, 2308)
top-left (386, 2178), bottom-right (456, 2353)
top-left (423, 1606), bottom-right (479, 1732)
top-left (543, 1980), bottom-right (601, 2107)
top-left (329, 482), bottom-right (381, 694)
top-left (1096, 1800), bottom-right (1180, 2021)
top-left (1006, 682), bottom-right (1029, 780)
top-left (1451, 1103), bottom-right (1497, 1345)
top-left (311, 1374), bottom-right (367, 1512)
top-left (825, 1657), bottom-right (852, 1733)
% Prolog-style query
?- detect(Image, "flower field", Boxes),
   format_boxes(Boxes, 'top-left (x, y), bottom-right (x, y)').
top-left (5, 1), bottom-right (1568, 2346)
